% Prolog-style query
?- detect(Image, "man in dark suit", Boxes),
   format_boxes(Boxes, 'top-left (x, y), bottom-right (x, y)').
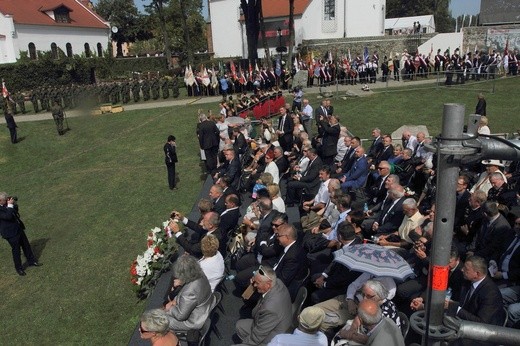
top-left (169, 211), bottom-right (226, 258)
top-left (235, 266), bottom-right (293, 345)
top-left (286, 148), bottom-right (323, 205)
top-left (273, 146), bottom-right (289, 176)
top-left (492, 214), bottom-right (520, 284)
top-left (367, 128), bottom-right (383, 159)
top-left (232, 127), bottom-right (247, 157)
top-left (447, 256), bottom-right (505, 345)
top-left (469, 201), bottom-right (514, 263)
top-left (499, 214), bottom-right (520, 327)
top-left (209, 184), bottom-right (226, 215)
top-left (197, 114), bottom-right (220, 175)
top-left (454, 190), bottom-right (486, 256)
top-left (311, 222), bottom-right (363, 303)
top-left (0, 192), bottom-right (41, 276)
top-left (366, 161), bottom-right (391, 206)
top-left (4, 100), bottom-right (18, 144)
top-left (275, 107), bottom-right (293, 152)
top-left (314, 100), bottom-right (328, 138)
top-left (454, 175), bottom-right (471, 229)
top-left (164, 135), bottom-right (178, 190)
top-left (371, 185), bottom-right (406, 236)
top-left (318, 114), bottom-right (340, 166)
top-left (219, 194), bottom-right (241, 235)
top-left (215, 147), bottom-right (241, 188)
top-left (335, 136), bottom-right (361, 177)
top-left (373, 135), bottom-right (393, 165)
top-left (272, 223), bottom-right (307, 299)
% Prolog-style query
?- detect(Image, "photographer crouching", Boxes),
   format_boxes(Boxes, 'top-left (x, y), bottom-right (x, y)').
top-left (0, 192), bottom-right (42, 276)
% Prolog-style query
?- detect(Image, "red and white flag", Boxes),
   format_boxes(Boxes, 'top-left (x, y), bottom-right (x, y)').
top-left (2, 79), bottom-right (9, 98)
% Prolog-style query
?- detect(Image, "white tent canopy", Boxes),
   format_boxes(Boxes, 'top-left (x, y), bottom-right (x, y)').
top-left (385, 15), bottom-right (436, 34)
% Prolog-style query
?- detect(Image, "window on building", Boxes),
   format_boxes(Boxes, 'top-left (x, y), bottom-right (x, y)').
top-left (84, 43), bottom-right (91, 57)
top-left (54, 7), bottom-right (71, 23)
top-left (324, 0), bottom-right (335, 21)
top-left (28, 42), bottom-right (36, 59)
top-left (66, 43), bottom-right (73, 57)
top-left (51, 42), bottom-right (58, 59)
top-left (97, 43), bottom-right (103, 57)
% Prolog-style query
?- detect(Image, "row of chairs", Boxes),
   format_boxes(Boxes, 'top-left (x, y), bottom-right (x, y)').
top-left (239, 96), bottom-right (286, 120)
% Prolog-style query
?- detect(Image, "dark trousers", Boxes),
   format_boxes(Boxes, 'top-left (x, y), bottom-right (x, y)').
top-left (204, 147), bottom-right (219, 174)
top-left (166, 163), bottom-right (176, 189)
top-left (5, 230), bottom-right (36, 270)
top-left (8, 127), bottom-right (17, 143)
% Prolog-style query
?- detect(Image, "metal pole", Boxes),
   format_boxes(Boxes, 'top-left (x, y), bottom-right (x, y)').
top-left (421, 104), bottom-right (476, 345)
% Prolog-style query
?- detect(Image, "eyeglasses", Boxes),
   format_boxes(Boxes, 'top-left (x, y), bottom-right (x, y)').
top-left (271, 223), bottom-right (283, 228)
top-left (378, 167), bottom-right (389, 170)
top-left (255, 265), bottom-right (274, 281)
top-left (139, 324), bottom-right (151, 334)
top-left (515, 222), bottom-right (520, 226)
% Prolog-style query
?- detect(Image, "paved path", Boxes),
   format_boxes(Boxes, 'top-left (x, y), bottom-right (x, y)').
top-left (1, 77), bottom-right (442, 124)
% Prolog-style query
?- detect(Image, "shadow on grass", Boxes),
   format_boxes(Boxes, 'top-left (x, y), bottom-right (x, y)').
top-left (29, 237), bottom-right (50, 262)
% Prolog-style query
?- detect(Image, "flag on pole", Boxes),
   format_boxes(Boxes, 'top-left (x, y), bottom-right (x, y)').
top-left (504, 38), bottom-right (509, 56)
top-left (348, 49), bottom-right (351, 62)
top-left (2, 79), bottom-right (9, 98)
top-left (248, 62), bottom-right (253, 82)
top-left (363, 47), bottom-right (369, 63)
top-left (229, 60), bottom-right (237, 80)
top-left (294, 57), bottom-right (299, 72)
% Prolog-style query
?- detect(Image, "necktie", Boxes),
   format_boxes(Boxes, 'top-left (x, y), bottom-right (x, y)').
top-left (462, 285), bottom-right (475, 306)
top-left (500, 236), bottom-right (520, 264)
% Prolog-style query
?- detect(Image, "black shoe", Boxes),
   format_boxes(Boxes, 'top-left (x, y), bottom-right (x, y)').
top-left (29, 262), bottom-right (42, 267)
top-left (17, 269), bottom-right (26, 276)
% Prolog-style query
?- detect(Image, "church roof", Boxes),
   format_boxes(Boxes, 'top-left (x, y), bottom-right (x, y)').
top-left (0, 0), bottom-right (108, 29)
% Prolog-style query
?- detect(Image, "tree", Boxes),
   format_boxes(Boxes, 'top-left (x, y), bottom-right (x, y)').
top-left (147, 0), bottom-right (173, 69)
top-left (145, 0), bottom-right (205, 66)
top-left (241, 0), bottom-right (261, 65)
top-left (386, 0), bottom-right (454, 33)
top-left (94, 0), bottom-right (152, 57)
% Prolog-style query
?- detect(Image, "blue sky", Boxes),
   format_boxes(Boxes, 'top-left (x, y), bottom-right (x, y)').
top-left (91, 0), bottom-right (480, 20)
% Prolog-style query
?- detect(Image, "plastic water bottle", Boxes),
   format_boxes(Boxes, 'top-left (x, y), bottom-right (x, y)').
top-left (363, 202), bottom-right (369, 213)
top-left (445, 287), bottom-right (452, 301)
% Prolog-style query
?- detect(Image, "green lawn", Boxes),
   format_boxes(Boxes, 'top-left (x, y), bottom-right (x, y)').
top-left (0, 77), bottom-right (518, 344)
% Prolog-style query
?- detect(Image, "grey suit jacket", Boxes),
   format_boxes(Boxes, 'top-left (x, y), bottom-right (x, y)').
top-left (166, 276), bottom-right (215, 331)
top-left (367, 317), bottom-right (405, 346)
top-left (241, 278), bottom-right (293, 345)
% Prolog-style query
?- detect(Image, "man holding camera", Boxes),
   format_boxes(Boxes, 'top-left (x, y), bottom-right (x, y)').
top-left (0, 192), bottom-right (41, 276)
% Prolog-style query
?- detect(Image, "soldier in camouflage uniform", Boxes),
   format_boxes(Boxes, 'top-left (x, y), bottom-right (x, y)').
top-left (15, 92), bottom-right (26, 114)
top-left (132, 80), bottom-right (141, 102)
top-left (161, 77), bottom-right (170, 99)
top-left (171, 76), bottom-right (179, 98)
top-left (141, 79), bottom-right (150, 101)
top-left (151, 78), bottom-right (160, 100)
top-left (121, 81), bottom-right (131, 103)
top-left (30, 89), bottom-right (39, 113)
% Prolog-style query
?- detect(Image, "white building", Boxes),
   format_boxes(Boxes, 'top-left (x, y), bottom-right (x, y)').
top-left (210, 0), bottom-right (386, 58)
top-left (0, 0), bottom-right (110, 64)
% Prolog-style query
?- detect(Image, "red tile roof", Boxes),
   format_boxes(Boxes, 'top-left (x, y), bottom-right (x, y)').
top-left (261, 0), bottom-right (311, 18)
top-left (0, 0), bottom-right (108, 29)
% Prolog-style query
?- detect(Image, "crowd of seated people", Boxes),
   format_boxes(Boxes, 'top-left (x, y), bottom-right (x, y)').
top-left (140, 97), bottom-right (520, 345)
